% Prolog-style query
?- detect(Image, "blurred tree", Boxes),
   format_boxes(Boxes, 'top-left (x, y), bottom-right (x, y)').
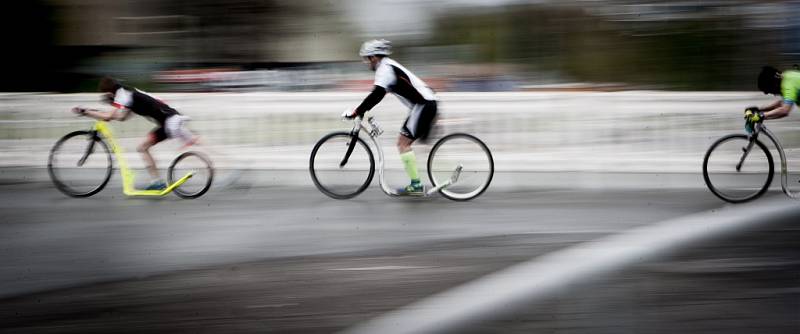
top-left (429, 3), bottom-right (785, 90)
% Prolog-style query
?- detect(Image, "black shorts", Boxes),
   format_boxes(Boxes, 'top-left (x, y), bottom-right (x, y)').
top-left (148, 125), bottom-right (168, 144)
top-left (400, 100), bottom-right (437, 141)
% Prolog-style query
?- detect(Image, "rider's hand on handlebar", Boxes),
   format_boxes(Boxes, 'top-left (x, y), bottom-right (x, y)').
top-left (744, 109), bottom-right (764, 123)
top-left (341, 108), bottom-right (358, 119)
top-left (744, 107), bottom-right (765, 134)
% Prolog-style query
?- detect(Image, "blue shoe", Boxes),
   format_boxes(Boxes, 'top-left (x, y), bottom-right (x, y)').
top-left (145, 180), bottom-right (167, 190)
top-left (397, 182), bottom-right (424, 196)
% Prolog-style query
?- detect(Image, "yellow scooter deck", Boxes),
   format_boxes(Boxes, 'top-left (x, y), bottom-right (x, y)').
top-left (123, 173), bottom-right (194, 197)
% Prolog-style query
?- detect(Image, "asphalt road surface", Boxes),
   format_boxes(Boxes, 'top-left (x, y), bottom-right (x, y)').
top-left (0, 180), bottom-right (798, 333)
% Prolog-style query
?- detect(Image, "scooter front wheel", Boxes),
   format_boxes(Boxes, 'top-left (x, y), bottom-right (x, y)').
top-left (48, 131), bottom-right (113, 197)
top-left (309, 132), bottom-right (375, 199)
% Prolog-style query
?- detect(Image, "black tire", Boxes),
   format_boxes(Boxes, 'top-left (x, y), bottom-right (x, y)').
top-left (427, 133), bottom-right (494, 201)
top-left (168, 151), bottom-right (213, 199)
top-left (48, 131), bottom-right (112, 197)
top-left (309, 132), bottom-right (375, 199)
top-left (703, 134), bottom-right (774, 203)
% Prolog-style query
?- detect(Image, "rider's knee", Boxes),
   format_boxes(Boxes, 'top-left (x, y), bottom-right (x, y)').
top-left (137, 143), bottom-right (151, 153)
top-left (397, 136), bottom-right (414, 151)
top-left (397, 142), bottom-right (412, 153)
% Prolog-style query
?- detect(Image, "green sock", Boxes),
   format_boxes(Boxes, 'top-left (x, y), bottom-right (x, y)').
top-left (399, 151), bottom-right (420, 183)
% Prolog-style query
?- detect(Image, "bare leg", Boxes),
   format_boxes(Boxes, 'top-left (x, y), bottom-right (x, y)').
top-left (397, 135), bottom-right (414, 154)
top-left (138, 136), bottom-right (160, 179)
top-left (179, 135), bottom-right (200, 150)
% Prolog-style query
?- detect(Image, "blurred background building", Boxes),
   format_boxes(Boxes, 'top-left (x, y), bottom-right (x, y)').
top-left (1, 0), bottom-right (798, 92)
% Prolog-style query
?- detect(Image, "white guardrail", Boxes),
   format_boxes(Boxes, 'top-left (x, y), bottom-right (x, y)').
top-left (1, 92), bottom-right (797, 173)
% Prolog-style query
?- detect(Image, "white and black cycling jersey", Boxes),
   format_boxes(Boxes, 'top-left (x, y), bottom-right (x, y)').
top-left (112, 87), bottom-right (178, 124)
top-left (374, 57), bottom-right (437, 107)
top-left (354, 57), bottom-right (438, 119)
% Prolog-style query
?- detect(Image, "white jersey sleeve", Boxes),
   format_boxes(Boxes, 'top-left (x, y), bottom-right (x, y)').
top-left (373, 62), bottom-right (396, 89)
top-left (112, 87), bottom-right (133, 109)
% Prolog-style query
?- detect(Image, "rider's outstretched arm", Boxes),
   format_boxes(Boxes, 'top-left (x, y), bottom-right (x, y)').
top-left (354, 86), bottom-right (386, 116)
top-left (764, 79), bottom-right (800, 119)
top-left (758, 99), bottom-right (784, 112)
top-left (73, 107), bottom-right (132, 121)
top-left (763, 102), bottom-right (793, 120)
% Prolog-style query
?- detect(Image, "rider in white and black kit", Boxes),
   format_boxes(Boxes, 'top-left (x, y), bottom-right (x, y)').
top-left (344, 39), bottom-right (438, 196)
top-left (73, 77), bottom-right (196, 190)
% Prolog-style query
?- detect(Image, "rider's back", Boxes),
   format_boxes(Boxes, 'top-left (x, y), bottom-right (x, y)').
top-left (375, 57), bottom-right (437, 107)
top-left (781, 70), bottom-right (800, 104)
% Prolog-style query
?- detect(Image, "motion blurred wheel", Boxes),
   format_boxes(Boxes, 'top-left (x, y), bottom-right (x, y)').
top-left (427, 133), bottom-right (494, 201)
top-left (309, 132), bottom-right (375, 199)
top-left (48, 131), bottom-right (112, 197)
top-left (703, 134), bottom-right (773, 203)
top-left (168, 151), bottom-right (213, 199)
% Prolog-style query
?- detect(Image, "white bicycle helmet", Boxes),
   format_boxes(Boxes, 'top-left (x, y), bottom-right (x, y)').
top-left (359, 39), bottom-right (392, 57)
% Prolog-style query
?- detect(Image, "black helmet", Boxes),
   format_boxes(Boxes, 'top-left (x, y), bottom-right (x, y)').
top-left (98, 76), bottom-right (122, 93)
top-left (757, 66), bottom-right (781, 95)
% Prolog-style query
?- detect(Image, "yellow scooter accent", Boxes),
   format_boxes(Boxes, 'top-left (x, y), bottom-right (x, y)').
top-left (95, 121), bottom-right (194, 197)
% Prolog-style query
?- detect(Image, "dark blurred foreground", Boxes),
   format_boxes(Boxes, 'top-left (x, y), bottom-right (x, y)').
top-left (0, 183), bottom-right (797, 333)
top-left (0, 222), bottom-right (797, 333)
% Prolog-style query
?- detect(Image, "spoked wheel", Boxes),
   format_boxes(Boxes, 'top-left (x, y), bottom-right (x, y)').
top-left (703, 134), bottom-right (774, 203)
top-left (309, 132), bottom-right (375, 199)
top-left (427, 133), bottom-right (494, 201)
top-left (48, 131), bottom-right (113, 197)
top-left (168, 151), bottom-right (213, 199)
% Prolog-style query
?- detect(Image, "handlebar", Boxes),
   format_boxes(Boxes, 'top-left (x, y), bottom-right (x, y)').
top-left (341, 112), bottom-right (383, 136)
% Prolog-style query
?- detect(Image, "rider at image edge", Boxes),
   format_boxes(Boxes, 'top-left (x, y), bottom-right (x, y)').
top-left (72, 77), bottom-right (198, 190)
top-left (745, 65), bottom-right (800, 131)
top-left (344, 39), bottom-right (438, 196)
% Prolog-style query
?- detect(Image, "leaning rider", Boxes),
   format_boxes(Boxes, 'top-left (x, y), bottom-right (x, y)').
top-left (73, 77), bottom-right (197, 190)
top-left (744, 66), bottom-right (800, 131)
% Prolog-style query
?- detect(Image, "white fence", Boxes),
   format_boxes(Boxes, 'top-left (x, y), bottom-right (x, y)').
top-left (1, 92), bottom-right (797, 174)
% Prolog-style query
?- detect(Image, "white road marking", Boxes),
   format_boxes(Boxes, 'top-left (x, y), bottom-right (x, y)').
top-left (329, 266), bottom-right (434, 271)
top-left (246, 303), bottom-right (299, 309)
top-left (343, 197), bottom-right (800, 334)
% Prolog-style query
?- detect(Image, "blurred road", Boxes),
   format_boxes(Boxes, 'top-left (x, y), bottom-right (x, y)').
top-left (1, 177), bottom-right (798, 333)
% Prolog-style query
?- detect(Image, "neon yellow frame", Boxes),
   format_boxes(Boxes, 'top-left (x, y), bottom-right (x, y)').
top-left (93, 121), bottom-right (193, 196)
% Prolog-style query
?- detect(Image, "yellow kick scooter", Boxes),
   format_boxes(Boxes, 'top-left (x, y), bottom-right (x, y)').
top-left (48, 120), bottom-right (213, 199)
